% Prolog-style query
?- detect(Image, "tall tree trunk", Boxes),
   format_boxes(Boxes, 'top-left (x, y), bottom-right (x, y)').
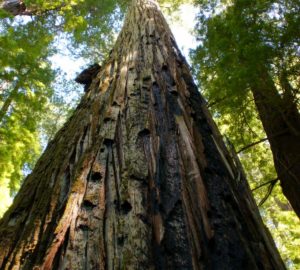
top-left (0, 84), bottom-right (19, 123)
top-left (0, 0), bottom-right (285, 269)
top-left (250, 66), bottom-right (300, 218)
top-left (1, 0), bottom-right (26, 15)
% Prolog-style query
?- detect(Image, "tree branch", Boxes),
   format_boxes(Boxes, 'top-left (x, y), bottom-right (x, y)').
top-left (237, 129), bottom-right (289, 154)
top-left (252, 178), bottom-right (279, 207)
top-left (237, 137), bottom-right (268, 153)
top-left (207, 96), bottom-right (227, 108)
top-left (251, 178), bottom-right (278, 192)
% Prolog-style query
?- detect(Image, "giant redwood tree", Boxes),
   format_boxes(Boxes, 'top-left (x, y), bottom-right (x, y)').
top-left (192, 0), bottom-right (300, 219)
top-left (0, 0), bottom-right (285, 269)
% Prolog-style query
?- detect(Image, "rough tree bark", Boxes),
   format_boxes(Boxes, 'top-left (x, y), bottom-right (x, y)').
top-left (0, 0), bottom-right (285, 269)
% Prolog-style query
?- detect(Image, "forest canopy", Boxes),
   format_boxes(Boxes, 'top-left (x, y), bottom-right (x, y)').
top-left (0, 0), bottom-right (299, 268)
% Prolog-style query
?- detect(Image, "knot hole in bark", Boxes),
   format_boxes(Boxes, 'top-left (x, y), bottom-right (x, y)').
top-left (83, 200), bottom-right (97, 210)
top-left (120, 200), bottom-right (132, 215)
top-left (103, 138), bottom-right (114, 146)
top-left (136, 128), bottom-right (151, 152)
top-left (162, 64), bottom-right (176, 88)
top-left (104, 117), bottom-right (113, 123)
top-left (137, 128), bottom-right (150, 138)
top-left (90, 171), bottom-right (102, 181)
top-left (78, 224), bottom-right (89, 231)
top-left (142, 75), bottom-right (152, 88)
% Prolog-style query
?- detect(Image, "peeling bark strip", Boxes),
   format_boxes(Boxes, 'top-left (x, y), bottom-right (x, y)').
top-left (0, 0), bottom-right (285, 269)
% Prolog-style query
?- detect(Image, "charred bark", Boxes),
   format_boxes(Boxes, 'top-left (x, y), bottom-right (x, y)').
top-left (0, 0), bottom-right (285, 269)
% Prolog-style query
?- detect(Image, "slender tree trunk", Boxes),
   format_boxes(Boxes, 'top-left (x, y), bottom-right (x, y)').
top-left (250, 66), bottom-right (300, 218)
top-left (0, 0), bottom-right (285, 269)
top-left (0, 85), bottom-right (18, 123)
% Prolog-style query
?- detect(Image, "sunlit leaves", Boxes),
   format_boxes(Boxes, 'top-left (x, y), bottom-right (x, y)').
top-left (0, 0), bottom-right (197, 217)
top-left (0, 0), bottom-right (129, 219)
top-left (0, 12), bottom-right (55, 218)
top-left (0, 0), bottom-right (126, 218)
top-left (192, 0), bottom-right (299, 267)
top-left (64, 15), bottom-right (87, 33)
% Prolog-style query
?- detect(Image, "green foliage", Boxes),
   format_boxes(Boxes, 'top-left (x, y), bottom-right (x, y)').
top-left (159, 0), bottom-right (192, 14)
top-left (1, 0), bottom-right (297, 265)
top-left (0, 17), bottom-right (55, 201)
top-left (191, 0), bottom-right (300, 267)
top-left (66, 0), bottom-right (123, 61)
top-left (0, 0), bottom-right (189, 218)
top-left (257, 185), bottom-right (300, 268)
top-left (0, 0), bottom-right (122, 217)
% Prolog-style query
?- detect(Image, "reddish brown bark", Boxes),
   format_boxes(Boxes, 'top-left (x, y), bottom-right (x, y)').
top-left (0, 0), bottom-right (285, 269)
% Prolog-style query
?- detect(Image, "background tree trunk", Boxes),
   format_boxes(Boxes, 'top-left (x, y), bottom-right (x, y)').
top-left (0, 0), bottom-right (285, 269)
top-left (1, 0), bottom-right (26, 15)
top-left (250, 66), bottom-right (300, 218)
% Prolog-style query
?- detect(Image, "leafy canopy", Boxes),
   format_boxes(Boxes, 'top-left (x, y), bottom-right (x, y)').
top-left (0, 0), bottom-right (190, 214)
top-left (191, 0), bottom-right (300, 267)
